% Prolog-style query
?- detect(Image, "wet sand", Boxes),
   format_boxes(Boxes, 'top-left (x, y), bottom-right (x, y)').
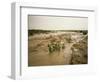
top-left (28, 32), bottom-right (87, 66)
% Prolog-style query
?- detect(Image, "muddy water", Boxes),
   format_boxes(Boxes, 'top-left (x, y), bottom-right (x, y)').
top-left (28, 32), bottom-right (84, 66)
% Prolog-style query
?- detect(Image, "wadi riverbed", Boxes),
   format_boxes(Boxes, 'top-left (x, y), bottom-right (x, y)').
top-left (28, 31), bottom-right (88, 66)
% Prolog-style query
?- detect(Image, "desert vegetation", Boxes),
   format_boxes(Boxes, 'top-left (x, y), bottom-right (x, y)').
top-left (28, 30), bottom-right (88, 66)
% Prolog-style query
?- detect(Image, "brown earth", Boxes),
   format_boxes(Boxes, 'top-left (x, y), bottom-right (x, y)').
top-left (28, 31), bottom-right (88, 66)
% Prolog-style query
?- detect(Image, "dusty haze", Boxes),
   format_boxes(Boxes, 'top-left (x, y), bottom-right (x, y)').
top-left (28, 15), bottom-right (88, 30)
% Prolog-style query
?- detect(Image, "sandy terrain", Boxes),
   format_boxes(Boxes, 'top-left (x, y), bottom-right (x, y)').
top-left (28, 31), bottom-right (88, 66)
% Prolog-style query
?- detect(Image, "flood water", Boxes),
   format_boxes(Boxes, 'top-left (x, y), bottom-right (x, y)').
top-left (28, 31), bottom-right (88, 66)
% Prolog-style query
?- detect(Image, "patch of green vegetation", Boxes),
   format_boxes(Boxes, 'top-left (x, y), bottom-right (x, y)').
top-left (48, 39), bottom-right (65, 54)
top-left (79, 30), bottom-right (88, 35)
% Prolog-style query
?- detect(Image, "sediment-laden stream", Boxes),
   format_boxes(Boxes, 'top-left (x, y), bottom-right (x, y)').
top-left (28, 31), bottom-right (88, 66)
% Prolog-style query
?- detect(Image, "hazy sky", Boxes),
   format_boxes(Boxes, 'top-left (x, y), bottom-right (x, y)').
top-left (28, 15), bottom-right (88, 30)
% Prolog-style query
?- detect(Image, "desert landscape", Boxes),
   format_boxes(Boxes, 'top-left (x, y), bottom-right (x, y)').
top-left (28, 30), bottom-right (88, 66)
